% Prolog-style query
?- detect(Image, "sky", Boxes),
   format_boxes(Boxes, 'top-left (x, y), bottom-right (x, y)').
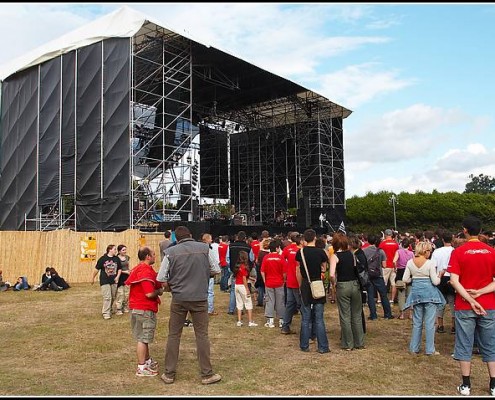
top-left (0, 3), bottom-right (494, 199)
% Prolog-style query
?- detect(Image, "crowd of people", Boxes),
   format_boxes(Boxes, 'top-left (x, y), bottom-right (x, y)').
top-left (24, 215), bottom-right (486, 395)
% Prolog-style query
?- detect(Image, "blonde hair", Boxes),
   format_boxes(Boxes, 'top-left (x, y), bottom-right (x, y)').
top-left (414, 241), bottom-right (432, 257)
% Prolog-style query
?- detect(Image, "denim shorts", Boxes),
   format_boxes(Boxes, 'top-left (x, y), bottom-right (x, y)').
top-left (130, 309), bottom-right (156, 343)
top-left (454, 309), bottom-right (495, 362)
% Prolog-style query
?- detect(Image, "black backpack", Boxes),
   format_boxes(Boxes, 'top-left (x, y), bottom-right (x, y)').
top-left (366, 248), bottom-right (382, 279)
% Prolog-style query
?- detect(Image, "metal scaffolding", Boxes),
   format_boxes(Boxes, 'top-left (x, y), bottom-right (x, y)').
top-left (130, 22), bottom-right (195, 229)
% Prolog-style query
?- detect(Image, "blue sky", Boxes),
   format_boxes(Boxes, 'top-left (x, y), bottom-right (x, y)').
top-left (1, 3), bottom-right (494, 199)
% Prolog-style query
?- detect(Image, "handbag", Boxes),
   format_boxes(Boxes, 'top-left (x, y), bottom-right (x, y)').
top-left (354, 254), bottom-right (370, 290)
top-left (301, 248), bottom-right (326, 299)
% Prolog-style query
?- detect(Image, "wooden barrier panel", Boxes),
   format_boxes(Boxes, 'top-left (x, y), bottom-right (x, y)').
top-left (0, 230), bottom-right (166, 286)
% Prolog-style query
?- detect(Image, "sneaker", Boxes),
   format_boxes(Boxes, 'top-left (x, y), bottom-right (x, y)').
top-left (136, 366), bottom-right (158, 377)
top-left (436, 325), bottom-right (445, 333)
top-left (184, 319), bottom-right (193, 327)
top-left (457, 384), bottom-right (471, 396)
top-left (280, 328), bottom-right (291, 335)
top-left (115, 310), bottom-right (124, 316)
top-left (264, 322), bottom-right (275, 328)
top-left (146, 358), bottom-right (159, 372)
top-left (201, 373), bottom-right (222, 385)
top-left (236, 321), bottom-right (243, 327)
top-left (279, 319), bottom-right (284, 328)
top-left (103, 315), bottom-right (111, 320)
top-left (426, 351), bottom-right (440, 356)
top-left (248, 321), bottom-right (258, 327)
top-left (160, 374), bottom-right (175, 384)
top-left (490, 387), bottom-right (495, 396)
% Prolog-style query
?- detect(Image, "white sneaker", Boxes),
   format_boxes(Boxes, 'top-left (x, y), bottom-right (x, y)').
top-left (236, 321), bottom-right (243, 327)
top-left (248, 321), bottom-right (258, 327)
top-left (264, 322), bottom-right (275, 328)
top-left (115, 310), bottom-right (124, 315)
top-left (457, 385), bottom-right (471, 396)
top-left (490, 387), bottom-right (495, 396)
top-left (279, 319), bottom-right (284, 328)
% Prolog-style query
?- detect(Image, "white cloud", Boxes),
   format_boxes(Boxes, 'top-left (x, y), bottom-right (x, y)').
top-left (317, 62), bottom-right (416, 109)
top-left (345, 103), bottom-right (465, 163)
top-left (346, 143), bottom-right (495, 197)
top-left (436, 144), bottom-right (494, 172)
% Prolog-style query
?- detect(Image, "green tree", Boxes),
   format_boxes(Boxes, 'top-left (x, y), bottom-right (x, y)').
top-left (464, 174), bottom-right (495, 194)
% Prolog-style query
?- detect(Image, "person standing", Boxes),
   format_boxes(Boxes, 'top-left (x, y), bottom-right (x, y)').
top-left (227, 231), bottom-right (253, 315)
top-left (159, 230), bottom-right (172, 261)
top-left (261, 239), bottom-right (287, 329)
top-left (125, 247), bottom-right (163, 377)
top-left (402, 241), bottom-right (445, 356)
top-left (157, 226), bottom-right (222, 385)
top-left (448, 216), bottom-right (495, 396)
top-left (431, 232), bottom-right (455, 333)
top-left (363, 234), bottom-right (394, 321)
top-left (218, 235), bottom-right (230, 292)
top-left (393, 237), bottom-right (414, 320)
top-left (233, 250), bottom-right (258, 327)
top-left (379, 229), bottom-right (399, 303)
top-left (201, 233), bottom-right (220, 316)
top-left (330, 232), bottom-right (365, 351)
top-left (91, 244), bottom-right (122, 320)
top-left (281, 232), bottom-right (302, 334)
top-left (295, 229), bottom-right (330, 353)
top-left (115, 244), bottom-right (131, 315)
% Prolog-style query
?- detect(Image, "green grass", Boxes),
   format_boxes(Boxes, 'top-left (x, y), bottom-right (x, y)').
top-left (0, 283), bottom-right (491, 396)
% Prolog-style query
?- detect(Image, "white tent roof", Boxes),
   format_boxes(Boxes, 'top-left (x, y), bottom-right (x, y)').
top-left (0, 6), bottom-right (204, 81)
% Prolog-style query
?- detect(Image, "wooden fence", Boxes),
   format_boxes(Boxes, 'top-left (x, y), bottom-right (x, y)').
top-left (0, 230), bottom-right (165, 286)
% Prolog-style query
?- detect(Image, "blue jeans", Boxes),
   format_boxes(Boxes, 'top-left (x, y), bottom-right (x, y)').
top-left (207, 278), bottom-right (214, 313)
top-left (410, 302), bottom-right (437, 354)
top-left (220, 267), bottom-right (230, 291)
top-left (256, 285), bottom-right (265, 306)
top-left (454, 309), bottom-right (495, 362)
top-left (300, 302), bottom-right (329, 352)
top-left (282, 287), bottom-right (301, 331)
top-left (367, 277), bottom-right (392, 319)
top-left (228, 279), bottom-right (236, 313)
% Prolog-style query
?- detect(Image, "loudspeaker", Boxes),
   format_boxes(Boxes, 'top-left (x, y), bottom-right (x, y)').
top-left (297, 197), bottom-right (311, 228)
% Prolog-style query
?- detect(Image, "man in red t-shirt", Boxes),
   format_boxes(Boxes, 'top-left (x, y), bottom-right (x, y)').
top-left (379, 229), bottom-right (399, 303)
top-left (125, 247), bottom-right (164, 377)
top-left (218, 235), bottom-right (230, 292)
top-left (250, 232), bottom-right (261, 263)
top-left (261, 240), bottom-right (288, 328)
top-left (448, 216), bottom-right (495, 396)
top-left (280, 232), bottom-right (301, 334)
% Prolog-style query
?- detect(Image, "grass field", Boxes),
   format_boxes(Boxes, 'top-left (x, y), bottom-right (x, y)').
top-left (0, 283), bottom-right (491, 396)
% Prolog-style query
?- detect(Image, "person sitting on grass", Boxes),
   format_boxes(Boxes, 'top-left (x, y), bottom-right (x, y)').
top-left (13, 276), bottom-right (30, 291)
top-left (49, 267), bottom-right (70, 290)
top-left (37, 267), bottom-right (62, 291)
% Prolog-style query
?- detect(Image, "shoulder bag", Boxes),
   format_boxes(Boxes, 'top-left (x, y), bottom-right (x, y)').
top-left (301, 248), bottom-right (326, 299)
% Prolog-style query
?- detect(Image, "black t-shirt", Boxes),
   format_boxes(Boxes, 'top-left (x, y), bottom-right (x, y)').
top-left (95, 254), bottom-right (122, 286)
top-left (295, 246), bottom-right (329, 305)
top-left (335, 250), bottom-right (357, 282)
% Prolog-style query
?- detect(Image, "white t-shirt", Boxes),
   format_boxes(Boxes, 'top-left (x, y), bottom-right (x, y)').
top-left (431, 245), bottom-right (454, 276)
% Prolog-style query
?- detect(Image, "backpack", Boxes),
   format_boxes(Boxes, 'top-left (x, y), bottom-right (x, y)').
top-left (366, 248), bottom-right (382, 279)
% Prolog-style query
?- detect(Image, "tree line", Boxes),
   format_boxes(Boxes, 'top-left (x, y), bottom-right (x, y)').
top-left (345, 174), bottom-right (495, 234)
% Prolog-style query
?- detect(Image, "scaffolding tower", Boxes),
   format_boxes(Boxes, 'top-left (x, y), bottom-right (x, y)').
top-left (130, 22), bottom-right (195, 229)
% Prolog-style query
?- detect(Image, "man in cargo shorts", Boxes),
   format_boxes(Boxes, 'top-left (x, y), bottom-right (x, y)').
top-left (126, 247), bottom-right (164, 377)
